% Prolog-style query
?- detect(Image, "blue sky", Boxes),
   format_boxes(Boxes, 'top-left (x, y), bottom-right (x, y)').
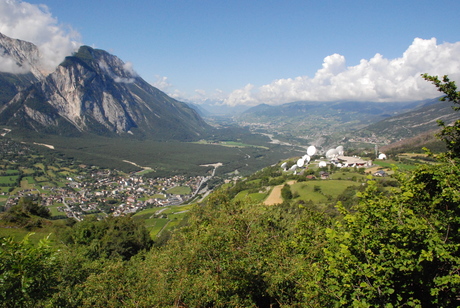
top-left (1, 0), bottom-right (460, 106)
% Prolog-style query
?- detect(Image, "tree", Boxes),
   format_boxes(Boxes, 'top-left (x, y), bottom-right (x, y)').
top-left (320, 75), bottom-right (460, 307)
top-left (422, 74), bottom-right (460, 159)
top-left (281, 183), bottom-right (293, 200)
top-left (0, 234), bottom-right (58, 307)
top-left (61, 215), bottom-right (153, 260)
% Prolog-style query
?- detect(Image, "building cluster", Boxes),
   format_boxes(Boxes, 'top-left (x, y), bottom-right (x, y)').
top-left (5, 170), bottom-right (205, 220)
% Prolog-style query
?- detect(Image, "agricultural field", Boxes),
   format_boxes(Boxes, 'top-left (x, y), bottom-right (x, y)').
top-left (133, 203), bottom-right (194, 238)
top-left (166, 186), bottom-right (192, 195)
top-left (291, 179), bottom-right (360, 203)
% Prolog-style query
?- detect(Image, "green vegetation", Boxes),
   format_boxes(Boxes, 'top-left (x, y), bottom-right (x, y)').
top-left (11, 127), bottom-right (296, 177)
top-left (133, 204), bottom-right (194, 239)
top-left (166, 185), bottom-right (191, 195)
top-left (1, 74), bottom-right (460, 307)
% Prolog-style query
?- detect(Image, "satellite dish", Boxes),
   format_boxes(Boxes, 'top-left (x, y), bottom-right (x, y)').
top-left (289, 164), bottom-right (298, 171)
top-left (307, 145), bottom-right (317, 156)
top-left (304, 155), bottom-right (311, 163)
top-left (297, 158), bottom-right (305, 167)
top-left (378, 153), bottom-right (387, 160)
top-left (325, 149), bottom-right (337, 159)
top-left (281, 162), bottom-right (287, 169)
top-left (318, 161), bottom-right (327, 168)
top-left (336, 145), bottom-right (344, 156)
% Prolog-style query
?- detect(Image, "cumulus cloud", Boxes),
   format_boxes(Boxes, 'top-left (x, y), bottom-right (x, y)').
top-left (189, 88), bottom-right (227, 105)
top-left (0, 0), bottom-right (81, 73)
top-left (224, 38), bottom-right (460, 106)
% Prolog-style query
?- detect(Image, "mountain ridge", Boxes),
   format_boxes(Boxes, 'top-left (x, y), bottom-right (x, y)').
top-left (0, 34), bottom-right (210, 141)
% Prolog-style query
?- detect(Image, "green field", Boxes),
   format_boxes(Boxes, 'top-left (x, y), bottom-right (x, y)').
top-left (133, 204), bottom-right (194, 238)
top-left (374, 160), bottom-right (418, 171)
top-left (0, 175), bottom-right (18, 185)
top-left (291, 180), bottom-right (360, 203)
top-left (0, 226), bottom-right (58, 244)
top-left (47, 203), bottom-right (65, 217)
top-left (167, 186), bottom-right (192, 195)
top-left (234, 190), bottom-right (268, 203)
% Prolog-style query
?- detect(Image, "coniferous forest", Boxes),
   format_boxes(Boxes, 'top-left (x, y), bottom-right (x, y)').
top-left (1, 75), bottom-right (460, 307)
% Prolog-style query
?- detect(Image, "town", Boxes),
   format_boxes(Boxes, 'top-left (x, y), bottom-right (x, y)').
top-left (0, 138), bottom-right (214, 221)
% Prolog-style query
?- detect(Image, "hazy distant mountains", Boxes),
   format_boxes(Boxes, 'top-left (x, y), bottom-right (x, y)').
top-left (0, 33), bottom-right (210, 141)
top-left (361, 98), bottom-right (457, 140)
top-left (237, 100), bottom-right (436, 126)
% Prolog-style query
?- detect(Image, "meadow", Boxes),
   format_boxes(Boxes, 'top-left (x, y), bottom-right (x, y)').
top-left (133, 203), bottom-right (194, 238)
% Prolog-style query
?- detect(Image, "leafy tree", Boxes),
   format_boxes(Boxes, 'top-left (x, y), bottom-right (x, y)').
top-left (422, 74), bottom-right (460, 159)
top-left (0, 234), bottom-right (58, 308)
top-left (1, 197), bottom-right (51, 229)
top-left (320, 75), bottom-right (460, 307)
top-left (281, 183), bottom-right (293, 200)
top-left (78, 192), bottom-right (329, 307)
top-left (19, 196), bottom-right (51, 219)
top-left (61, 215), bottom-right (153, 260)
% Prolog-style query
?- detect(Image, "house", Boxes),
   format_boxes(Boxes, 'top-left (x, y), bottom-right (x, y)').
top-left (373, 170), bottom-right (386, 177)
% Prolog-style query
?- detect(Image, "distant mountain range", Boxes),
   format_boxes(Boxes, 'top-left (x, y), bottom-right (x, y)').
top-left (0, 33), bottom-right (210, 141)
top-left (359, 98), bottom-right (457, 140)
top-left (234, 97), bottom-right (456, 146)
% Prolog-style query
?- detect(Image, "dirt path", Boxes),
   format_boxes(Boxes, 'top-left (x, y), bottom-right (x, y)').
top-left (264, 180), bottom-right (296, 205)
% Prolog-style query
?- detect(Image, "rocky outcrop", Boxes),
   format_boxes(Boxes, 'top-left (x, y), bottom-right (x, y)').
top-left (0, 32), bottom-right (47, 80)
top-left (0, 34), bottom-right (210, 141)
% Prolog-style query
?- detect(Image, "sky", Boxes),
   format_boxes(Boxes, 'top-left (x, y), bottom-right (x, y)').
top-left (1, 0), bottom-right (460, 107)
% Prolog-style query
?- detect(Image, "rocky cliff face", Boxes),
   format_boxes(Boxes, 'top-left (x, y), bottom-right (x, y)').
top-left (0, 34), bottom-right (210, 141)
top-left (0, 32), bottom-right (47, 80)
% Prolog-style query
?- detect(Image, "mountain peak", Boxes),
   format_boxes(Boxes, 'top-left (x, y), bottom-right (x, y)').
top-left (0, 34), bottom-right (210, 141)
top-left (0, 32), bottom-right (48, 79)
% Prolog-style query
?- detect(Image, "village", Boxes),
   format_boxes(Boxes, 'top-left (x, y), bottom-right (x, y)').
top-left (0, 137), bottom-right (217, 221)
top-left (3, 170), bottom-right (209, 221)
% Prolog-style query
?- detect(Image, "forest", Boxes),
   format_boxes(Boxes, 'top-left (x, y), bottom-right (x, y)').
top-left (1, 75), bottom-right (460, 307)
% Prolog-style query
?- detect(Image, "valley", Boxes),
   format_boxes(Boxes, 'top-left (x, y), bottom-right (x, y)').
top-left (1, 29), bottom-right (459, 307)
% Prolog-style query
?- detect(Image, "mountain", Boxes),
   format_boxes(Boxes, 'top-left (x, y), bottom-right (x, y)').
top-left (0, 34), bottom-right (210, 141)
top-left (0, 33), bottom-right (46, 106)
top-left (235, 100), bottom-right (435, 146)
top-left (360, 97), bottom-right (457, 141)
top-left (186, 102), bottom-right (211, 117)
top-left (238, 100), bottom-right (432, 124)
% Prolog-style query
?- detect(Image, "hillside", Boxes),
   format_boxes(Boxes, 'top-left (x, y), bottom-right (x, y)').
top-left (359, 98), bottom-right (458, 141)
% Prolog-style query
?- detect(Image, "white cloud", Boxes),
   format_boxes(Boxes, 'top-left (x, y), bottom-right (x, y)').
top-left (223, 38), bottom-right (460, 106)
top-left (0, 46), bottom-right (30, 73)
top-left (152, 75), bottom-right (174, 92)
top-left (0, 0), bottom-right (81, 73)
top-left (122, 61), bottom-right (137, 77)
top-left (99, 60), bottom-right (137, 83)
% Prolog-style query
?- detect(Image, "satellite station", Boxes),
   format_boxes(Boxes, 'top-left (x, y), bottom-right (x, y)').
top-left (307, 145), bottom-right (316, 156)
top-left (281, 162), bottom-right (287, 171)
top-left (280, 143), bottom-right (373, 173)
